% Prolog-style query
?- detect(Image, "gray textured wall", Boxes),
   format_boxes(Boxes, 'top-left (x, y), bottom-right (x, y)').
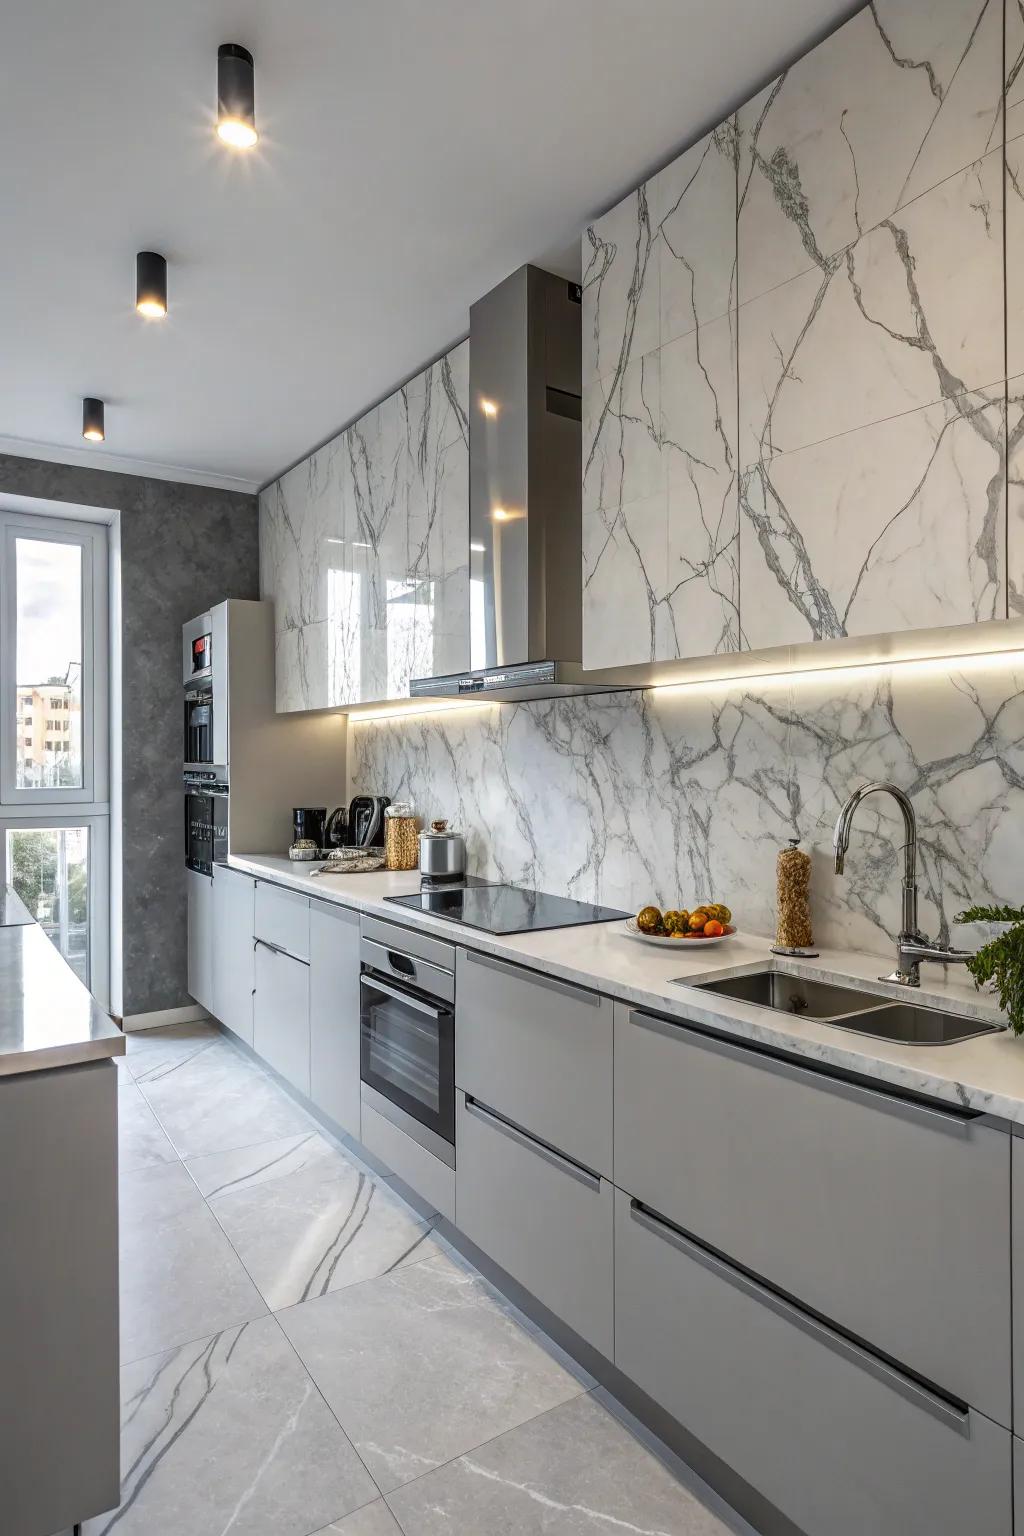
top-left (0, 453), bottom-right (259, 1017)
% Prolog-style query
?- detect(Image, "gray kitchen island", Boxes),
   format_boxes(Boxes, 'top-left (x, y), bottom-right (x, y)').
top-left (0, 888), bottom-right (124, 1535)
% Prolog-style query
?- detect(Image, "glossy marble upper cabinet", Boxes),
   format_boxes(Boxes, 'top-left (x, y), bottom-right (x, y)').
top-left (737, 0), bottom-right (1006, 649)
top-left (260, 341), bottom-right (469, 710)
top-left (582, 0), bottom-right (1010, 669)
top-left (581, 124), bottom-right (739, 669)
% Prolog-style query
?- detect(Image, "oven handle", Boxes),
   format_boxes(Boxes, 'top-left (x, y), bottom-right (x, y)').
top-left (361, 971), bottom-right (450, 1021)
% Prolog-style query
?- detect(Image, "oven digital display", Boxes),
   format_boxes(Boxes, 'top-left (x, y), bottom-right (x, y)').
top-left (192, 634), bottom-right (211, 673)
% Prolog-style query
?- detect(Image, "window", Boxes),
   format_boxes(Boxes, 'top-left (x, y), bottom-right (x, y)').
top-left (0, 510), bottom-right (109, 1006)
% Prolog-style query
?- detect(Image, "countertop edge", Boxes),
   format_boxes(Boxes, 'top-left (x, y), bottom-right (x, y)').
top-left (227, 853), bottom-right (1023, 1126)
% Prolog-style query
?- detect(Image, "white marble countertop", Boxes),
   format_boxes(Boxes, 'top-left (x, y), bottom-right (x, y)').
top-left (229, 853), bottom-right (1024, 1126)
top-left (0, 907), bottom-right (124, 1077)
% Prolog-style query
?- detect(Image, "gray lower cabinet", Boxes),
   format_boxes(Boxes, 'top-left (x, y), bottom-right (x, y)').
top-left (615, 1003), bottom-right (1011, 1426)
top-left (455, 947), bottom-right (612, 1176)
top-left (1013, 1138), bottom-right (1024, 1433)
top-left (309, 899), bottom-right (361, 1139)
top-left (212, 865), bottom-right (255, 1046)
top-left (614, 1187), bottom-right (1011, 1536)
top-left (254, 880), bottom-right (309, 961)
top-left (1015, 1437), bottom-right (1024, 1535)
top-left (0, 1060), bottom-right (119, 1534)
top-left (253, 940), bottom-right (310, 1096)
top-left (455, 1089), bottom-right (614, 1357)
top-left (186, 867), bottom-right (214, 1013)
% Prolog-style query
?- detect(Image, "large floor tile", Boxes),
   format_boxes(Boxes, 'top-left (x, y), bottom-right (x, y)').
top-left (387, 1392), bottom-right (739, 1535)
top-left (124, 1021), bottom-right (221, 1085)
top-left (120, 1167), bottom-right (266, 1363)
top-left (185, 1129), bottom-right (350, 1199)
top-left (278, 1254), bottom-right (587, 1493)
top-left (210, 1156), bottom-right (442, 1310)
top-left (314, 1502), bottom-right (403, 1535)
top-left (137, 1039), bottom-right (313, 1158)
top-left (117, 1081), bottom-right (177, 1173)
top-left (84, 1315), bottom-right (377, 1536)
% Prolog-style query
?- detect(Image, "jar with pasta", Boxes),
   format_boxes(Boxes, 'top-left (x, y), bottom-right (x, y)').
top-left (384, 802), bottom-right (420, 871)
top-left (774, 838), bottom-right (816, 953)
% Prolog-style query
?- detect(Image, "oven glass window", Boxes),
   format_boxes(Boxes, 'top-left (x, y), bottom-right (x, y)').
top-left (360, 975), bottom-right (455, 1146)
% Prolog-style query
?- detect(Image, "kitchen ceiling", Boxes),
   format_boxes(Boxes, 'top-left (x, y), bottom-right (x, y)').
top-left (0, 0), bottom-right (859, 492)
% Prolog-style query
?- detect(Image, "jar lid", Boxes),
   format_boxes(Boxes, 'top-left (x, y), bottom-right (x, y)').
top-left (385, 801), bottom-right (414, 817)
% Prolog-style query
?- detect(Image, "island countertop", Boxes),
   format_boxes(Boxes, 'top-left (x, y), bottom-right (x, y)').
top-left (0, 899), bottom-right (124, 1077)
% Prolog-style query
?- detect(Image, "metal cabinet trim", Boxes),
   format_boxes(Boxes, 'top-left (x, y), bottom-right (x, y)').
top-left (464, 1094), bottom-right (603, 1189)
top-left (463, 947), bottom-right (602, 1005)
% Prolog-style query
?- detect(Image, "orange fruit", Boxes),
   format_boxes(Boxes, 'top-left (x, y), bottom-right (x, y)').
top-left (704, 919), bottom-right (724, 937)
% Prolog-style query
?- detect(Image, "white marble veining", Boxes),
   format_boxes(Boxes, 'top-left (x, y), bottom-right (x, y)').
top-left (261, 341), bottom-right (469, 710)
top-left (0, 920), bottom-right (123, 1076)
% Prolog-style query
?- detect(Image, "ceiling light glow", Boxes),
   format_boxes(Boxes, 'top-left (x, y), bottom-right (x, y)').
top-left (135, 251), bottom-right (168, 317)
top-left (480, 399), bottom-right (498, 418)
top-left (217, 44), bottom-right (258, 149)
top-left (82, 397), bottom-right (105, 442)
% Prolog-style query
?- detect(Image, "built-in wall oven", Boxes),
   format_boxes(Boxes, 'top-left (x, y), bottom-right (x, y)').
top-left (359, 917), bottom-right (455, 1168)
top-left (184, 778), bottom-right (228, 875)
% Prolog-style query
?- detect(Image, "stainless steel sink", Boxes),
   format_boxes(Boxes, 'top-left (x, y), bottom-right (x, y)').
top-left (826, 1004), bottom-right (1000, 1047)
top-left (690, 970), bottom-right (887, 1021)
top-left (688, 966), bottom-right (1001, 1046)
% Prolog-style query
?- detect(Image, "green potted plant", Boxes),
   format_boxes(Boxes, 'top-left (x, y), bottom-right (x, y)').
top-left (955, 905), bottom-right (1024, 1035)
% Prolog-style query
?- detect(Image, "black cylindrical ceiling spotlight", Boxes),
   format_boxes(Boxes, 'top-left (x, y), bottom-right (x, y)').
top-left (217, 44), bottom-right (258, 148)
top-left (82, 398), bottom-right (105, 443)
top-left (136, 251), bottom-right (168, 318)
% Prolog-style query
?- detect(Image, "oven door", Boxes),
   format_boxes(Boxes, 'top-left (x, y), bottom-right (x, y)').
top-left (360, 970), bottom-right (455, 1160)
top-left (185, 792), bottom-right (214, 874)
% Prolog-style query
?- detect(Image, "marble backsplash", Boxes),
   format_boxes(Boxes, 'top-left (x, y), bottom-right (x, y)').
top-left (349, 653), bottom-right (1024, 957)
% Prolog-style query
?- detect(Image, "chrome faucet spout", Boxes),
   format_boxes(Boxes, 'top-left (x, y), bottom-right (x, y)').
top-left (831, 781), bottom-right (968, 988)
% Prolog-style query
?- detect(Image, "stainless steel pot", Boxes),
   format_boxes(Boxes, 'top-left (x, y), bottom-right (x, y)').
top-left (419, 820), bottom-right (466, 880)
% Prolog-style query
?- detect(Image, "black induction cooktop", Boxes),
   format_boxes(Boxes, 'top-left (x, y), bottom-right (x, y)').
top-left (385, 881), bottom-right (631, 935)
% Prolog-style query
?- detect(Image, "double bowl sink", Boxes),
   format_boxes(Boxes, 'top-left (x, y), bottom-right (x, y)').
top-left (686, 970), bottom-right (999, 1046)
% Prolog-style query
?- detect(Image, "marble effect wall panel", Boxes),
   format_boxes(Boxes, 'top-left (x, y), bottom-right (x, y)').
top-left (261, 342), bottom-right (469, 710)
top-left (583, 0), bottom-right (1011, 665)
top-left (350, 655), bottom-right (1024, 959)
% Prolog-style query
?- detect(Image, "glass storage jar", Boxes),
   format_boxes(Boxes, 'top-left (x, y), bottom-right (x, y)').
top-left (384, 802), bottom-right (420, 871)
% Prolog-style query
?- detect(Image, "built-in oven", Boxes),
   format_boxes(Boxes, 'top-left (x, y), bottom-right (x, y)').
top-left (359, 921), bottom-right (456, 1168)
top-left (185, 780), bottom-right (228, 875)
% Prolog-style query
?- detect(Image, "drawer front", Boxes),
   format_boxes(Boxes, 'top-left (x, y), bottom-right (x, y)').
top-left (361, 1097), bottom-right (455, 1222)
top-left (615, 1004), bottom-right (1011, 1424)
top-left (1014, 1140), bottom-right (1024, 1433)
top-left (253, 942), bottom-right (310, 1096)
top-left (309, 900), bottom-right (360, 1139)
top-left (1016, 1437), bottom-right (1024, 1536)
top-left (455, 948), bottom-right (612, 1176)
top-left (254, 880), bottom-right (309, 961)
top-left (213, 866), bottom-right (254, 1045)
top-left (614, 1189), bottom-right (1011, 1536)
top-left (455, 1090), bottom-right (614, 1357)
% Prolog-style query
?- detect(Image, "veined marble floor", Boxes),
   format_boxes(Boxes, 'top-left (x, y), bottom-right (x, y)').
top-left (59, 1021), bottom-right (756, 1536)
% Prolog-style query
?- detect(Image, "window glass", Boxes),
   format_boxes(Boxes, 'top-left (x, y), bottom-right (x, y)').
top-left (6, 826), bottom-right (90, 984)
top-left (15, 539), bottom-right (83, 788)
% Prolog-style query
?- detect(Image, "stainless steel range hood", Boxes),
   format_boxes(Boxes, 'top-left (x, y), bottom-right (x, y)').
top-left (410, 264), bottom-right (631, 703)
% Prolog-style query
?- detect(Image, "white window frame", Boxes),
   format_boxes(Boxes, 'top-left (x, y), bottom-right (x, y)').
top-left (0, 509), bottom-right (111, 1008)
top-left (0, 511), bottom-right (108, 806)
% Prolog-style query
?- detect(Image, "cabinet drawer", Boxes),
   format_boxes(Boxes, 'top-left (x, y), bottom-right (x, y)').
top-left (615, 1004), bottom-right (1010, 1425)
top-left (1014, 1140), bottom-right (1024, 1432)
top-left (254, 881), bottom-right (309, 961)
top-left (455, 1090), bottom-right (613, 1357)
top-left (455, 948), bottom-right (612, 1175)
top-left (309, 900), bottom-right (360, 1139)
top-left (615, 1189), bottom-right (1010, 1536)
top-left (253, 942), bottom-right (310, 1096)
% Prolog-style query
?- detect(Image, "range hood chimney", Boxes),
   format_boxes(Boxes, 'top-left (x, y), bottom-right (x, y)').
top-left (410, 264), bottom-right (629, 703)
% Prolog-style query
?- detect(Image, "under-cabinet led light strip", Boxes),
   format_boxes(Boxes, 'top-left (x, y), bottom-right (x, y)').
top-left (347, 645), bottom-right (1024, 724)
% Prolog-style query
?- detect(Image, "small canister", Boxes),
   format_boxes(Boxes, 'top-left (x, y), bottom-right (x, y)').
top-left (419, 820), bottom-right (466, 881)
top-left (384, 801), bottom-right (420, 871)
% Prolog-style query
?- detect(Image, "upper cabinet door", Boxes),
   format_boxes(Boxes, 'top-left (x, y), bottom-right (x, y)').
top-left (582, 126), bottom-right (739, 670)
top-left (736, 0), bottom-right (1006, 649)
top-left (261, 340), bottom-right (469, 711)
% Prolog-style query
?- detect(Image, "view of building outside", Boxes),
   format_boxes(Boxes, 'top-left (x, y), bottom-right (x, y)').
top-left (15, 666), bottom-right (82, 788)
top-left (6, 826), bottom-right (89, 984)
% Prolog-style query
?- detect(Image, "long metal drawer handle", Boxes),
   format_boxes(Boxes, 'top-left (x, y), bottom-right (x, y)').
top-left (464, 1095), bottom-right (602, 1190)
top-left (464, 948), bottom-right (601, 1006)
top-left (627, 1010), bottom-right (972, 1137)
top-left (629, 1200), bottom-right (970, 1436)
top-left (253, 936), bottom-right (308, 966)
top-left (361, 973), bottom-right (448, 1021)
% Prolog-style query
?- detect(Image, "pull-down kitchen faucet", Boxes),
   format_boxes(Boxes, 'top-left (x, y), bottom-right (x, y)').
top-left (833, 781), bottom-right (972, 987)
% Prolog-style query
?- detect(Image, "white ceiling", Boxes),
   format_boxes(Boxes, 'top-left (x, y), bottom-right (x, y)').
top-left (0, 0), bottom-right (859, 493)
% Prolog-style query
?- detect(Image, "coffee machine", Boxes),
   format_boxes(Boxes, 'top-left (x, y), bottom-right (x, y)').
top-left (290, 806), bottom-right (327, 860)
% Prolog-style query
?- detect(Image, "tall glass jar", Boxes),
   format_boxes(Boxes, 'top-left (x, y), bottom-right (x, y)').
top-left (384, 801), bottom-right (419, 871)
